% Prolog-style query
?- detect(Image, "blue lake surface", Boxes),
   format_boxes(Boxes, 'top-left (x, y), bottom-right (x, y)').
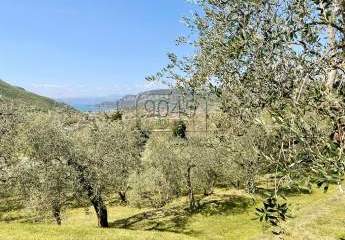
top-left (70, 104), bottom-right (98, 112)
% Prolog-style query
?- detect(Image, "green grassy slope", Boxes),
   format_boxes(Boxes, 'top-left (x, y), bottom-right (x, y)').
top-left (0, 79), bottom-right (69, 110)
top-left (1, 186), bottom-right (344, 240)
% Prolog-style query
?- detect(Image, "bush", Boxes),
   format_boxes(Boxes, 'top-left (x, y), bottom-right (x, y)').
top-left (128, 168), bottom-right (174, 208)
top-left (105, 111), bottom-right (122, 121)
top-left (172, 119), bottom-right (187, 139)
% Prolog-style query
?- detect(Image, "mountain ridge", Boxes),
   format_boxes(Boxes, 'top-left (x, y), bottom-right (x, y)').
top-left (0, 79), bottom-right (71, 111)
top-left (96, 89), bottom-right (177, 111)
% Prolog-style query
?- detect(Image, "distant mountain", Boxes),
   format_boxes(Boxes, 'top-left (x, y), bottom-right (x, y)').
top-left (96, 89), bottom-right (178, 111)
top-left (0, 79), bottom-right (70, 111)
top-left (94, 89), bottom-right (220, 113)
top-left (58, 88), bottom-right (214, 113)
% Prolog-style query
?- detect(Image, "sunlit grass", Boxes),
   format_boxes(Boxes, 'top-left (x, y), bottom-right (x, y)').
top-left (1, 186), bottom-right (345, 240)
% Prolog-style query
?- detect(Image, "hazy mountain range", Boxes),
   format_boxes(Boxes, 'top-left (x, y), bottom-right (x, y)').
top-left (0, 79), bottom-right (208, 113)
top-left (0, 79), bottom-right (176, 112)
top-left (57, 89), bottom-right (176, 112)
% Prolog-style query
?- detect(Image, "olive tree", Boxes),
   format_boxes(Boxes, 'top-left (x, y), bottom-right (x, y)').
top-left (0, 100), bottom-right (36, 219)
top-left (0, 101), bottom-right (27, 183)
top-left (148, 0), bottom-right (344, 231)
top-left (14, 113), bottom-right (75, 225)
top-left (12, 112), bottom-right (113, 228)
top-left (72, 117), bottom-right (144, 223)
top-left (129, 134), bottom-right (231, 211)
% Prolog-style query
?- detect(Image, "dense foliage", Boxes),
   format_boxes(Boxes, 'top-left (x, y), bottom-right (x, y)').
top-left (148, 0), bottom-right (345, 232)
top-left (0, 1), bottom-right (344, 237)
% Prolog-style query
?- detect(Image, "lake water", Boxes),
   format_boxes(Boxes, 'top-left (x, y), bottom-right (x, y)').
top-left (71, 104), bottom-right (98, 112)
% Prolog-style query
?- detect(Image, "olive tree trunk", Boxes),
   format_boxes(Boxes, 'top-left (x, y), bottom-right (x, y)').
top-left (52, 204), bottom-right (62, 225)
top-left (186, 165), bottom-right (197, 211)
top-left (118, 191), bottom-right (127, 204)
top-left (67, 159), bottom-right (109, 228)
top-left (90, 195), bottom-right (109, 228)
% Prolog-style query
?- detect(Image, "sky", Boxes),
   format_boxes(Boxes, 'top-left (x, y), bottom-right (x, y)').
top-left (0, 0), bottom-right (195, 99)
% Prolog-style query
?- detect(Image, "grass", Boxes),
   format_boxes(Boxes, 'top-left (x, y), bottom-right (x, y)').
top-left (1, 187), bottom-right (345, 240)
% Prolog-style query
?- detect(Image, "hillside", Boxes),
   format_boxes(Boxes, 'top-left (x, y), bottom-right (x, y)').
top-left (1, 186), bottom-right (344, 240)
top-left (0, 79), bottom-right (70, 111)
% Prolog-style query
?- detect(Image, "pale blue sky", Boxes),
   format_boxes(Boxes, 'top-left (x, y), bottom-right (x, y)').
top-left (0, 0), bottom-right (194, 98)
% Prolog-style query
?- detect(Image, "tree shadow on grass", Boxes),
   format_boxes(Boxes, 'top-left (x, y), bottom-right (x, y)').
top-left (109, 194), bottom-right (254, 235)
top-left (255, 186), bottom-right (312, 199)
top-left (110, 206), bottom-right (193, 234)
top-left (0, 197), bottom-right (23, 213)
top-left (196, 195), bottom-right (254, 216)
top-left (1, 214), bottom-right (41, 223)
top-left (0, 197), bottom-right (38, 223)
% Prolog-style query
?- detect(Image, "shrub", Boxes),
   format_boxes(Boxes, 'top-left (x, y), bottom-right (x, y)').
top-left (172, 119), bottom-right (187, 139)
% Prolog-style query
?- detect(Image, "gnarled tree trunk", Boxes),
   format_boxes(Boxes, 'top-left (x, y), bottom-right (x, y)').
top-left (67, 159), bottom-right (109, 228)
top-left (186, 164), bottom-right (197, 211)
top-left (52, 204), bottom-right (62, 225)
top-left (91, 195), bottom-right (108, 228)
top-left (118, 191), bottom-right (127, 204)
